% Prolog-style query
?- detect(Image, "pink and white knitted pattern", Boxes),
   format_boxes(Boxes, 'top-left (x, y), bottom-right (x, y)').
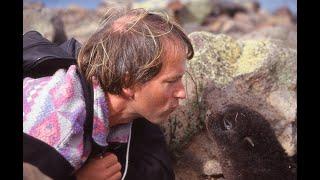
top-left (23, 65), bottom-right (131, 169)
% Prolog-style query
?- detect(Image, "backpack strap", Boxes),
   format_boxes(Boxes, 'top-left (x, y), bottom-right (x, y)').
top-left (76, 68), bottom-right (94, 157)
top-left (58, 34), bottom-right (94, 149)
top-left (23, 133), bottom-right (76, 180)
top-left (58, 37), bottom-right (82, 59)
top-left (59, 36), bottom-right (95, 153)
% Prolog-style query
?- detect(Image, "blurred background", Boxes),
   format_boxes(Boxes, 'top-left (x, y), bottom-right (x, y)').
top-left (23, 0), bottom-right (296, 44)
top-left (25, 0), bottom-right (297, 13)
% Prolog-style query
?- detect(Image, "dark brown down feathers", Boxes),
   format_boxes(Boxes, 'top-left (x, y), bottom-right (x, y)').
top-left (206, 104), bottom-right (296, 180)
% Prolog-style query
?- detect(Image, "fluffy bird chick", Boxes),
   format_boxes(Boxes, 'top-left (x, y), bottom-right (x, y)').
top-left (206, 104), bottom-right (296, 180)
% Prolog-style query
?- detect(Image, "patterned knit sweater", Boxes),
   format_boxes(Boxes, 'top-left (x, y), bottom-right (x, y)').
top-left (23, 65), bottom-right (131, 170)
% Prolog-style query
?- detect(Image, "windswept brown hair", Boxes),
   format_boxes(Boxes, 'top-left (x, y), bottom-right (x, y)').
top-left (77, 8), bottom-right (194, 95)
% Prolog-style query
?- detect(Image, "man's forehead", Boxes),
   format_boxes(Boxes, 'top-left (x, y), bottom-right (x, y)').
top-left (160, 54), bottom-right (186, 78)
top-left (161, 39), bottom-right (188, 63)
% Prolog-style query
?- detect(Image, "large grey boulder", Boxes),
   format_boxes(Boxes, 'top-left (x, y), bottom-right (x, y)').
top-left (161, 30), bottom-right (297, 157)
top-left (172, 31), bottom-right (296, 178)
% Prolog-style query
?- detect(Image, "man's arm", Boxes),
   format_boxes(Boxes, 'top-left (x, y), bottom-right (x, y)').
top-left (75, 153), bottom-right (122, 180)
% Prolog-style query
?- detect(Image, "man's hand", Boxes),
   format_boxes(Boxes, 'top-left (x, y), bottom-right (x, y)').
top-left (75, 153), bottom-right (122, 180)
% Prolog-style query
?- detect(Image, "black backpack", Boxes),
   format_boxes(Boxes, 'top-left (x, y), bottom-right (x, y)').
top-left (23, 31), bottom-right (175, 180)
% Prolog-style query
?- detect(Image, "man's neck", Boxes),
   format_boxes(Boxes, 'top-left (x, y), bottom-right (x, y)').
top-left (106, 93), bottom-right (139, 127)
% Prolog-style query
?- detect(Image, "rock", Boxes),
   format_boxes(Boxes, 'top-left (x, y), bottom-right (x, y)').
top-left (182, 22), bottom-right (207, 34)
top-left (233, 12), bottom-right (253, 24)
top-left (50, 15), bottom-right (67, 45)
top-left (23, 162), bottom-right (52, 180)
top-left (97, 0), bottom-right (132, 15)
top-left (221, 18), bottom-right (255, 34)
top-left (60, 5), bottom-right (92, 25)
top-left (184, 0), bottom-right (214, 24)
top-left (254, 6), bottom-right (295, 30)
top-left (274, 6), bottom-right (294, 21)
top-left (220, 19), bottom-right (235, 32)
top-left (167, 0), bottom-right (184, 12)
top-left (211, 0), bottom-right (247, 17)
top-left (167, 0), bottom-right (216, 26)
top-left (188, 32), bottom-right (240, 87)
top-left (277, 121), bottom-right (297, 157)
top-left (64, 18), bottom-right (99, 44)
top-left (23, 7), bottom-right (56, 41)
top-left (59, 7), bottom-right (100, 44)
top-left (66, 4), bottom-right (88, 14)
top-left (132, 0), bottom-right (169, 11)
top-left (233, 11), bottom-right (263, 28)
top-left (242, 1), bottom-right (260, 13)
top-left (23, 1), bottom-right (44, 10)
top-left (152, 30), bottom-right (297, 157)
top-left (173, 131), bottom-right (223, 179)
top-left (206, 15), bottom-right (231, 32)
top-left (210, 4), bottom-right (296, 37)
top-left (267, 89), bottom-right (297, 123)
top-left (167, 0), bottom-right (198, 25)
top-left (252, 9), bottom-right (273, 27)
top-left (240, 26), bottom-right (297, 49)
top-left (23, 3), bottom-right (99, 44)
top-left (203, 160), bottom-right (223, 176)
top-left (187, 31), bottom-right (297, 155)
top-left (160, 71), bottom-right (204, 154)
top-left (204, 12), bottom-right (255, 35)
top-left (265, 15), bottom-right (293, 27)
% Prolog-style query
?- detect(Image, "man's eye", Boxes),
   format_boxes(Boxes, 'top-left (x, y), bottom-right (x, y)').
top-left (167, 79), bottom-right (178, 83)
top-left (166, 76), bottom-right (183, 83)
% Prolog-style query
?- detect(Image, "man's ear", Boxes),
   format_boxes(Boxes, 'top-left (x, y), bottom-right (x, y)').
top-left (122, 87), bottom-right (135, 100)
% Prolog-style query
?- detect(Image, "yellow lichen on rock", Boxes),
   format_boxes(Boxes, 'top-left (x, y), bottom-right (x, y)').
top-left (234, 39), bottom-right (270, 76)
top-left (210, 34), bottom-right (241, 64)
top-left (188, 32), bottom-right (239, 87)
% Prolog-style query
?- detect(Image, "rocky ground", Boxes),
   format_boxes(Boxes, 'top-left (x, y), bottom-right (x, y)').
top-left (23, 0), bottom-right (297, 179)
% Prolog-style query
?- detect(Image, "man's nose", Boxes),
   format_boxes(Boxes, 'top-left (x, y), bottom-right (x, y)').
top-left (174, 83), bottom-right (186, 99)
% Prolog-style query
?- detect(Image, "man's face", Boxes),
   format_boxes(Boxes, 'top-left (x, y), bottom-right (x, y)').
top-left (130, 45), bottom-right (187, 124)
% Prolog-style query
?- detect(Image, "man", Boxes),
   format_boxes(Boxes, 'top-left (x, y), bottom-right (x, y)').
top-left (23, 8), bottom-right (193, 180)
top-left (75, 8), bottom-right (194, 179)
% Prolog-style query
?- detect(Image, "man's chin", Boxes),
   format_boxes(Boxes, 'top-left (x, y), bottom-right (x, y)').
top-left (147, 115), bottom-right (170, 124)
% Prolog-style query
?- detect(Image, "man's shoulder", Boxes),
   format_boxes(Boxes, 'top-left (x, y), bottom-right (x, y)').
top-left (132, 118), bottom-right (165, 140)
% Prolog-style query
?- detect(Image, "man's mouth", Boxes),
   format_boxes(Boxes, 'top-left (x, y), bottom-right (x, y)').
top-left (169, 105), bottom-right (179, 113)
